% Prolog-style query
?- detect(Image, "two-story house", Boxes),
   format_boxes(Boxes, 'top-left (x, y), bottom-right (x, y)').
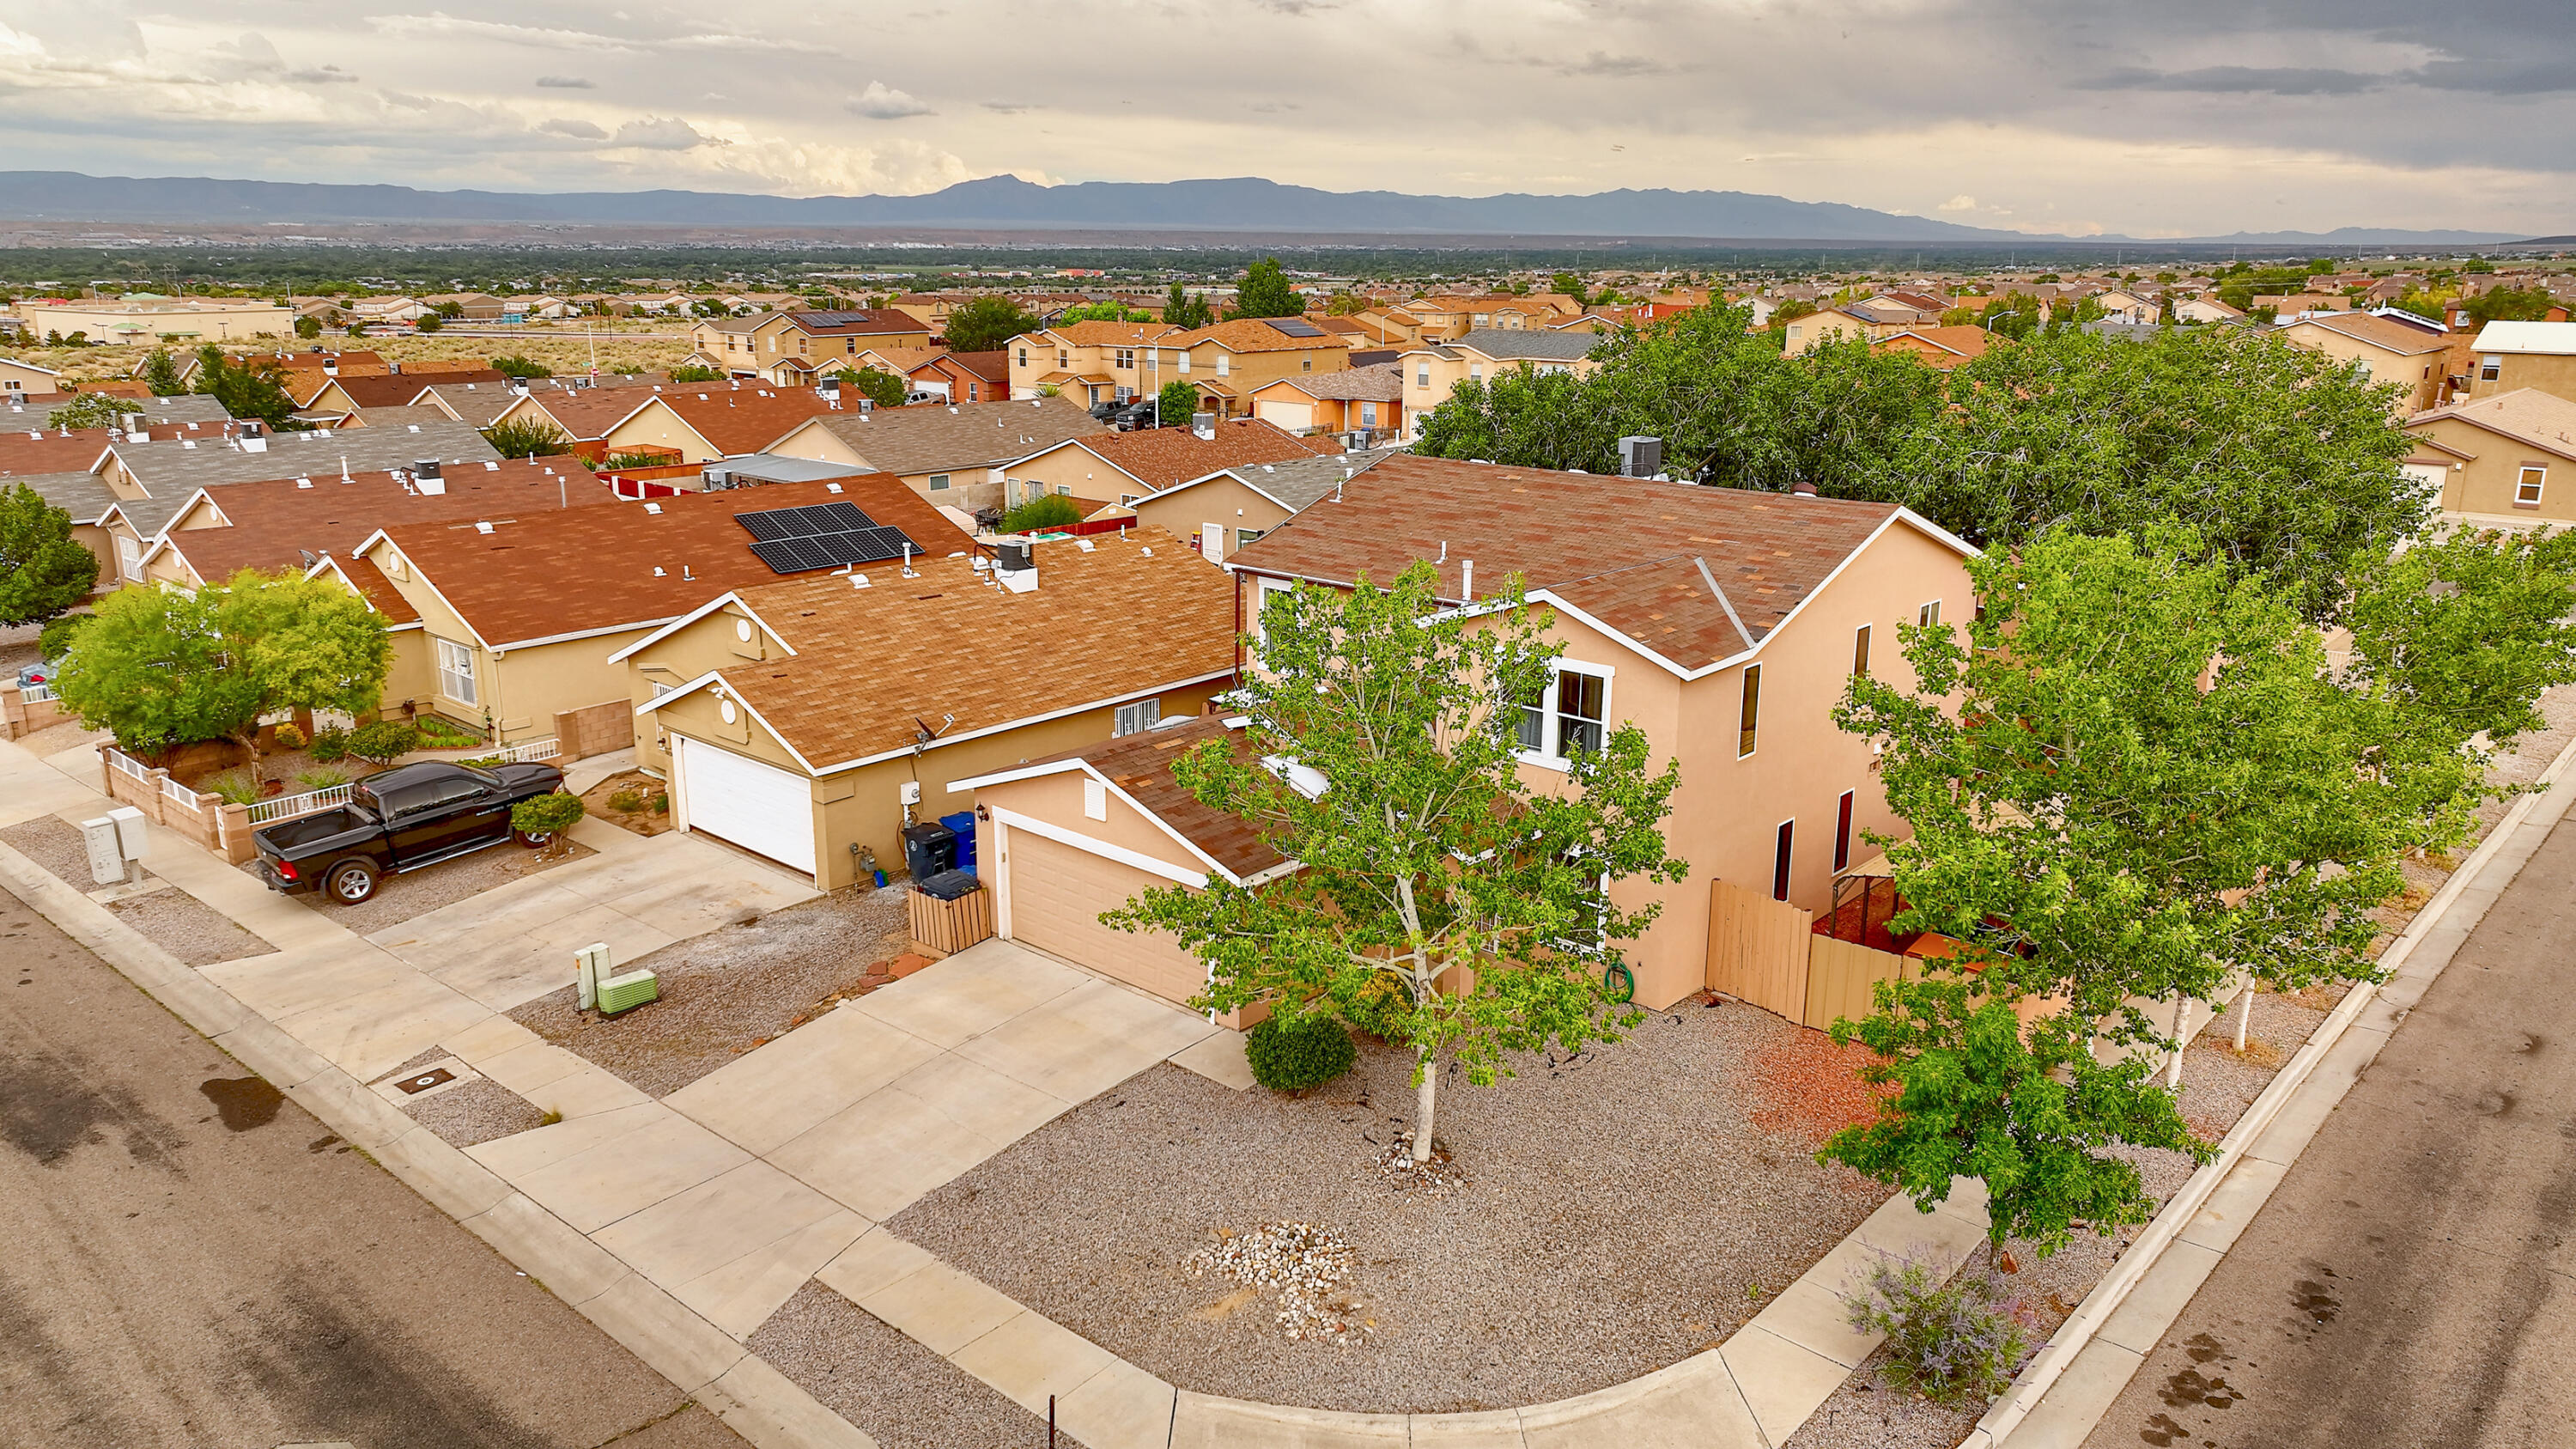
top-left (692, 309), bottom-right (935, 378)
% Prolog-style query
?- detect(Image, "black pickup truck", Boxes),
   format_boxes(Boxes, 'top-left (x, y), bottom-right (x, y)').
top-left (253, 759), bottom-right (568, 904)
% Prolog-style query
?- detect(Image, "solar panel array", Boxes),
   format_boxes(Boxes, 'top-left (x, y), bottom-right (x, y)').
top-left (1264, 318), bottom-right (1326, 338)
top-left (735, 501), bottom-right (921, 575)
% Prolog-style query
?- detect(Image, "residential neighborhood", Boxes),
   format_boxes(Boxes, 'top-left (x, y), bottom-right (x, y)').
top-left (6, 26), bottom-right (2576, 1449)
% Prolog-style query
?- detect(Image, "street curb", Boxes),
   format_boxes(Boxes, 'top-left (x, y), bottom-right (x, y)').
top-left (0, 839), bottom-right (877, 1449)
top-left (1967, 733), bottom-right (2576, 1448)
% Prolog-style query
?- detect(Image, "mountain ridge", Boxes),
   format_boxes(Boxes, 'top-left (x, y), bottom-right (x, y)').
top-left (0, 171), bottom-right (2523, 246)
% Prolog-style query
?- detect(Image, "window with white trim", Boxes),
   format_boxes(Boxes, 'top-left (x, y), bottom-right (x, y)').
top-left (434, 636), bottom-right (477, 706)
top-left (1917, 599), bottom-right (1943, 629)
top-left (1216, 354), bottom-right (1230, 376)
top-left (2518, 466), bottom-right (2546, 507)
top-left (1114, 697), bottom-right (1162, 736)
top-left (1511, 661), bottom-right (1613, 764)
top-left (1254, 576), bottom-right (1295, 646)
top-left (1236, 527), bottom-right (1264, 549)
top-left (927, 473), bottom-right (951, 490)
top-left (2482, 355), bottom-right (2502, 382)
top-left (1738, 662), bottom-right (1761, 758)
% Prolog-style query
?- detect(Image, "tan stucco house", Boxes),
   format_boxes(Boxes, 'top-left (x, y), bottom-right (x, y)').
top-left (2406, 389), bottom-right (2576, 524)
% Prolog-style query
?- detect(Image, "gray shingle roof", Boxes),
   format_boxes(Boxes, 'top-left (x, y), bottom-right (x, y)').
top-left (1209, 448), bottom-right (1400, 512)
top-left (797, 393), bottom-right (1106, 477)
top-left (109, 419), bottom-right (501, 494)
top-left (11, 471), bottom-right (116, 524)
top-left (1446, 328), bottom-right (1601, 362)
top-left (1, 393), bottom-right (234, 428)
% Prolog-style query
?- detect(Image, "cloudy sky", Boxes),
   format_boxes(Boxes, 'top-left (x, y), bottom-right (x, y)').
top-left (1, 0), bottom-right (2566, 237)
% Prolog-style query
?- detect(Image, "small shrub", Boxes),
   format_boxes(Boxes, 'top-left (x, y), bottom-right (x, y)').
top-left (1841, 1255), bottom-right (2038, 1405)
top-left (512, 790), bottom-right (586, 843)
top-left (308, 726), bottom-right (349, 763)
top-left (1000, 493), bottom-right (1084, 534)
top-left (647, 791), bottom-right (669, 813)
top-left (295, 767), bottom-right (352, 790)
top-left (458, 754), bottom-right (501, 769)
top-left (1243, 1012), bottom-right (1358, 1093)
top-left (270, 722), bottom-right (307, 751)
top-left (201, 770), bottom-right (262, 807)
top-left (608, 787), bottom-right (647, 813)
top-left (346, 720), bottom-right (420, 765)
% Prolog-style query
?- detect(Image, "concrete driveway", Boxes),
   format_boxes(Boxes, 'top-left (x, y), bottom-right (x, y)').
top-left (366, 819), bottom-right (819, 1011)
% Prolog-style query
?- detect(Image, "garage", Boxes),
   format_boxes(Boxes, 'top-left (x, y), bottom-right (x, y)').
top-left (1255, 399), bottom-right (1313, 432)
top-left (999, 826), bottom-right (1206, 1007)
top-left (674, 734), bottom-right (817, 875)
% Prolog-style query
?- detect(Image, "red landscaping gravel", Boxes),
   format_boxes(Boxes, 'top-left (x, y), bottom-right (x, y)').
top-left (1750, 1030), bottom-right (1891, 1148)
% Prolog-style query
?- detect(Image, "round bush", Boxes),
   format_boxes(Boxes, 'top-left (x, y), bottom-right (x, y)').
top-left (346, 720), bottom-right (419, 765)
top-left (1244, 1012), bottom-right (1357, 1093)
top-left (511, 790), bottom-right (586, 843)
top-left (308, 726), bottom-right (349, 763)
top-left (270, 722), bottom-right (307, 751)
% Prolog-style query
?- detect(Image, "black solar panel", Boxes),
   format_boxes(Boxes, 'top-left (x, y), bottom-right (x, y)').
top-left (737, 501), bottom-right (917, 574)
top-left (1264, 318), bottom-right (1325, 338)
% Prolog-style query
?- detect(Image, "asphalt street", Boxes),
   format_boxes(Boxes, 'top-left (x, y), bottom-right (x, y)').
top-left (0, 880), bottom-right (751, 1449)
top-left (2085, 814), bottom-right (2576, 1449)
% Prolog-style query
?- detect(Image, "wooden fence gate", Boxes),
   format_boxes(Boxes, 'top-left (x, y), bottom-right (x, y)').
top-left (1705, 880), bottom-right (1814, 1021)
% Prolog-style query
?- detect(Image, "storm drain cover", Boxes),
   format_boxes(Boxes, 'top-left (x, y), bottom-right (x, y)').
top-left (396, 1067), bottom-right (457, 1095)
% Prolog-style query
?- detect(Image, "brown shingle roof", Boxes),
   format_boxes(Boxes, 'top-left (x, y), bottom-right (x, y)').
top-left (1039, 321), bottom-right (1175, 348)
top-left (154, 458), bottom-right (618, 583)
top-left (1162, 319), bottom-right (1358, 355)
top-left (379, 474), bottom-right (970, 648)
top-left (511, 388), bottom-right (659, 443)
top-left (1231, 454), bottom-right (1925, 671)
top-left (2410, 387), bottom-right (2576, 464)
top-left (2291, 313), bottom-right (2449, 356)
top-left (659, 387), bottom-right (840, 456)
top-left (690, 527), bottom-right (1234, 770)
top-left (1255, 363), bottom-right (1404, 402)
top-left (330, 555), bottom-right (421, 624)
top-left (331, 371), bottom-right (509, 408)
top-left (990, 713), bottom-right (1287, 880)
top-left (1051, 418), bottom-right (1327, 494)
top-left (0, 428), bottom-right (116, 478)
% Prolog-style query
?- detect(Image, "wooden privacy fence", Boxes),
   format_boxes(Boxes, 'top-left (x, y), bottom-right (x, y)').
top-left (1707, 879), bottom-right (1920, 1033)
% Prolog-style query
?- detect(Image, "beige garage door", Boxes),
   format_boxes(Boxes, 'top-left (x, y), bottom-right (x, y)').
top-left (1005, 828), bottom-right (1207, 1008)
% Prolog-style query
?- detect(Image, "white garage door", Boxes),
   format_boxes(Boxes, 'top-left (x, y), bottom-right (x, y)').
top-left (1255, 399), bottom-right (1312, 432)
top-left (1004, 828), bottom-right (1206, 1008)
top-left (675, 735), bottom-right (816, 875)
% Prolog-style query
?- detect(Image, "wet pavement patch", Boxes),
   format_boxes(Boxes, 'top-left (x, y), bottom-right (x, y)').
top-left (199, 1075), bottom-right (283, 1132)
top-left (2, 1047), bottom-right (185, 1167)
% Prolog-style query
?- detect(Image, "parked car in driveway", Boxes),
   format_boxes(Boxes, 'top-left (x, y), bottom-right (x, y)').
top-left (252, 759), bottom-right (568, 904)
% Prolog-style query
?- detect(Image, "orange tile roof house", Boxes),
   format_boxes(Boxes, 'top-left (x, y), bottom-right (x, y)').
top-left (1245, 363), bottom-right (1406, 441)
top-left (620, 526), bottom-right (1236, 888)
top-left (483, 381), bottom-right (839, 466)
top-left (999, 417), bottom-right (1336, 525)
top-left (340, 475), bottom-right (969, 744)
top-left (1223, 454), bottom-right (1978, 1010)
top-left (1154, 318), bottom-right (1356, 419)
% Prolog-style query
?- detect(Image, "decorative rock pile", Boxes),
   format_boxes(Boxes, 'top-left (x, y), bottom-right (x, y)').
top-left (1373, 1130), bottom-right (1465, 1194)
top-left (1184, 1221), bottom-right (1370, 1342)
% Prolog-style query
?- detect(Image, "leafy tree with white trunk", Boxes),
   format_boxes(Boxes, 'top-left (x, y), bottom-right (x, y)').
top-left (1103, 563), bottom-right (1685, 1161)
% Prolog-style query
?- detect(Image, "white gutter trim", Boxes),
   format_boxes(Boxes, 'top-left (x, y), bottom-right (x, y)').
top-left (349, 528), bottom-right (492, 650)
top-left (804, 667), bottom-right (1238, 776)
top-left (490, 618), bottom-right (676, 653)
top-left (606, 592), bottom-right (799, 663)
top-left (636, 670), bottom-right (827, 776)
top-left (986, 805), bottom-right (1209, 888)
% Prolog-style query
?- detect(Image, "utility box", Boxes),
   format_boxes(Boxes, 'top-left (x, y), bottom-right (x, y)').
top-left (1618, 435), bottom-right (1664, 478)
top-left (82, 807), bottom-right (149, 886)
top-left (598, 969), bottom-right (659, 1015)
top-left (575, 941), bottom-right (611, 1011)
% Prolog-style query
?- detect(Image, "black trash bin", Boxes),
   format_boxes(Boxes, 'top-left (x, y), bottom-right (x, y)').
top-left (902, 821), bottom-right (957, 883)
top-left (916, 868), bottom-right (981, 902)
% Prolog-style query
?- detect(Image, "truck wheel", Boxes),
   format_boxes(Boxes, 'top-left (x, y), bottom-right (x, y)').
top-left (513, 825), bottom-right (554, 849)
top-left (325, 859), bottom-right (379, 904)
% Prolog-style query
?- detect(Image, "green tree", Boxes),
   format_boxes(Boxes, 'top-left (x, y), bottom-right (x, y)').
top-left (2462, 286), bottom-right (2561, 325)
top-left (46, 393), bottom-right (144, 430)
top-left (416, 314), bottom-right (444, 333)
top-left (1232, 257), bottom-right (1303, 320)
top-left (832, 366), bottom-right (910, 409)
top-left (294, 316), bottom-right (323, 339)
top-left (141, 347), bottom-right (185, 397)
top-left (2342, 524), bottom-right (2576, 768)
top-left (1051, 301), bottom-right (1151, 325)
top-left (1548, 272), bottom-right (1592, 307)
top-left (1103, 563), bottom-right (1685, 1161)
top-left (668, 364), bottom-right (727, 382)
top-left (1823, 981), bottom-right (2211, 1253)
top-left (489, 354), bottom-right (552, 379)
top-left (0, 484), bottom-right (100, 628)
top-left (188, 347), bottom-right (304, 430)
top-left (999, 493), bottom-right (1083, 533)
top-left (1155, 379), bottom-right (1201, 427)
top-left (481, 416), bottom-right (573, 459)
top-left (942, 295), bottom-right (1041, 353)
top-left (52, 569), bottom-right (389, 780)
top-left (1163, 283), bottom-right (1215, 331)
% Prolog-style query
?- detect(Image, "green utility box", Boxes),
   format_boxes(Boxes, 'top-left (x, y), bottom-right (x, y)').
top-left (598, 969), bottom-right (659, 1015)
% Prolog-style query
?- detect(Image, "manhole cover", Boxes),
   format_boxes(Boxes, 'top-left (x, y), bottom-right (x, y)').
top-left (396, 1067), bottom-right (457, 1095)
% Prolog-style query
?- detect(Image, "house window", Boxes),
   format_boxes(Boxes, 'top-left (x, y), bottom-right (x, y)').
top-left (1236, 527), bottom-right (1264, 549)
top-left (1834, 790), bottom-right (1855, 872)
top-left (1555, 668), bottom-right (1606, 756)
top-left (1302, 356), bottom-right (1312, 371)
top-left (1852, 624), bottom-right (1871, 678)
top-left (1773, 819), bottom-right (1795, 901)
top-left (1738, 663), bottom-right (1760, 758)
top-left (1360, 402), bottom-right (1378, 427)
top-left (969, 383), bottom-right (980, 401)
top-left (927, 473), bottom-right (951, 491)
top-left (1917, 599), bottom-right (1942, 629)
top-left (1115, 349), bottom-right (1135, 369)
top-left (1017, 347), bottom-right (1028, 368)
top-left (1216, 354), bottom-right (1230, 376)
top-left (1058, 350), bottom-right (1069, 368)
top-left (1254, 577), bottom-right (1294, 644)
top-left (1114, 697), bottom-right (1162, 736)
top-left (1510, 675), bottom-right (1546, 752)
top-left (2482, 355), bottom-right (2502, 382)
top-left (434, 637), bottom-right (477, 706)
top-left (1467, 363), bottom-right (1482, 381)
top-left (1177, 352), bottom-right (1191, 374)
top-left (1417, 365), bottom-right (1431, 387)
top-left (648, 679), bottom-right (676, 700)
top-left (2518, 466), bottom-right (2546, 507)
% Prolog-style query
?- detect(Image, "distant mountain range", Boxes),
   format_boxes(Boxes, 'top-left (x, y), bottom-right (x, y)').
top-left (0, 171), bottom-right (2529, 246)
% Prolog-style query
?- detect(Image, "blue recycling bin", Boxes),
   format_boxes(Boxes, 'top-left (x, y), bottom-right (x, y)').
top-left (939, 811), bottom-right (980, 877)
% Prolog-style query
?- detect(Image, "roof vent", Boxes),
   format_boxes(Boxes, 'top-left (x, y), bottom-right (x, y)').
top-left (1791, 479), bottom-right (1819, 497)
top-left (475, 521), bottom-right (495, 533)
top-left (645, 502), bottom-right (663, 514)
top-left (413, 459), bottom-right (444, 495)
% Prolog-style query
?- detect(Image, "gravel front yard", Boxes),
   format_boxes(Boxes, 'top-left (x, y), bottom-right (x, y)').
top-left (103, 887), bottom-right (276, 965)
top-left (240, 834), bottom-right (597, 935)
top-left (508, 883), bottom-right (911, 1097)
top-left (752, 1282), bottom-right (1088, 1449)
top-left (2, 815), bottom-right (102, 888)
top-left (890, 1001), bottom-right (1893, 1416)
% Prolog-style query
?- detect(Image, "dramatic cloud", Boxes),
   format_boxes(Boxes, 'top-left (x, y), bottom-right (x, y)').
top-left (0, 1), bottom-right (2564, 234)
top-left (848, 81), bottom-right (933, 119)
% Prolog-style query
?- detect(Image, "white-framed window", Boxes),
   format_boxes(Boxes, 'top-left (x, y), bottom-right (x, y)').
top-left (2518, 466), bottom-right (2546, 507)
top-left (1417, 364), bottom-right (1431, 387)
top-left (1852, 623), bottom-right (1871, 679)
top-left (927, 473), bottom-right (951, 490)
top-left (1216, 354), bottom-right (1230, 376)
top-left (2482, 355), bottom-right (2503, 382)
top-left (1738, 662), bottom-right (1761, 758)
top-left (1917, 599), bottom-right (1943, 629)
top-left (1253, 576), bottom-right (1295, 645)
top-left (1236, 527), bottom-right (1264, 549)
top-left (1467, 363), bottom-right (1482, 381)
top-left (1360, 402), bottom-right (1378, 427)
top-left (1510, 660), bottom-right (1613, 766)
top-left (648, 678), bottom-right (676, 700)
top-left (434, 636), bottom-right (477, 706)
top-left (1017, 347), bottom-right (1028, 368)
top-left (1115, 349), bottom-right (1135, 369)
top-left (1114, 697), bottom-right (1162, 736)
top-left (1177, 351), bottom-right (1191, 374)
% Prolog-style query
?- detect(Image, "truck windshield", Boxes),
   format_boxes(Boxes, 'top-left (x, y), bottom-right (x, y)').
top-left (349, 787), bottom-right (384, 820)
